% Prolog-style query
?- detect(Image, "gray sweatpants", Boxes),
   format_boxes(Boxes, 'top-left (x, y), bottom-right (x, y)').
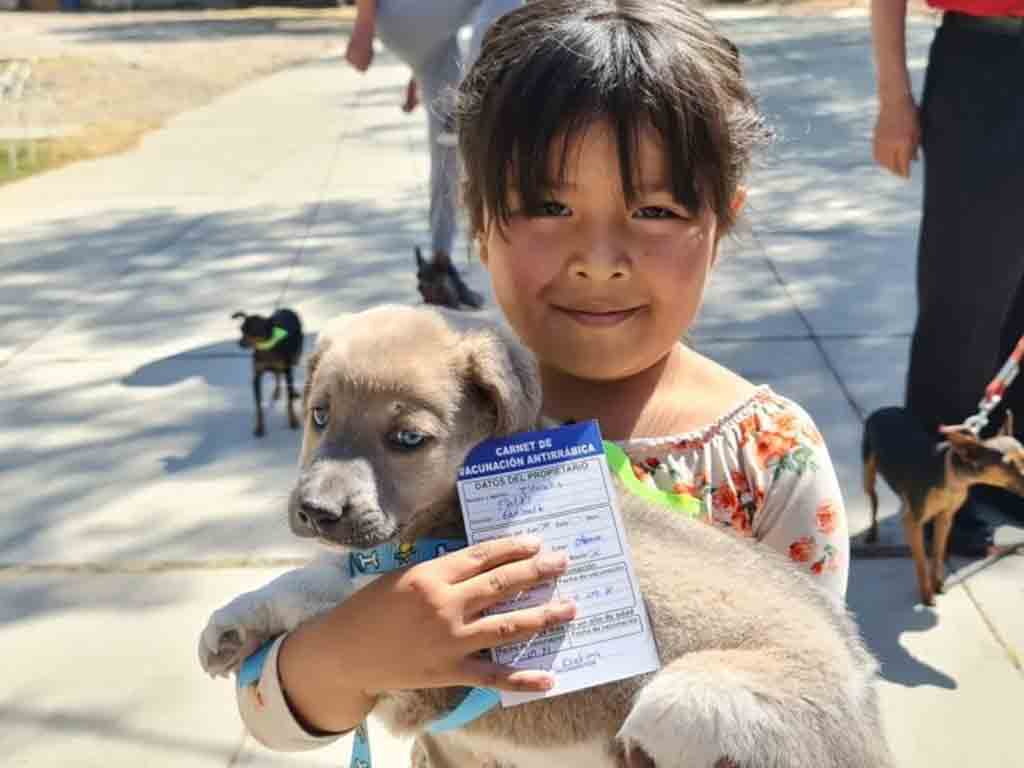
top-left (374, 0), bottom-right (523, 255)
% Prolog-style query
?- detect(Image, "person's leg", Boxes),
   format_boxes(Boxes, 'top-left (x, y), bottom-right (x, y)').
top-left (906, 22), bottom-right (1024, 553)
top-left (375, 1), bottom-right (484, 307)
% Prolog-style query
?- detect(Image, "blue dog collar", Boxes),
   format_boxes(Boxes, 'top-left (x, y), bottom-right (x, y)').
top-left (237, 537), bottom-right (500, 768)
top-left (347, 538), bottom-right (468, 578)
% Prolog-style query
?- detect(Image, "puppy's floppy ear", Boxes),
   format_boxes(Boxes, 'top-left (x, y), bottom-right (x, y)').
top-left (464, 329), bottom-right (542, 436)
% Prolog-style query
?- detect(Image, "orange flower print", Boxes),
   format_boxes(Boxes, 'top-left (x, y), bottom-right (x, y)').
top-left (756, 431), bottom-right (797, 468)
top-left (671, 437), bottom-right (702, 452)
top-left (772, 412), bottom-right (799, 435)
top-left (731, 508), bottom-right (753, 537)
top-left (789, 536), bottom-right (816, 563)
top-left (810, 544), bottom-right (839, 576)
top-left (713, 484), bottom-right (739, 512)
top-left (632, 462), bottom-right (649, 481)
top-left (816, 500), bottom-right (839, 535)
top-left (737, 415), bottom-right (759, 446)
top-left (730, 470), bottom-right (750, 494)
top-left (802, 423), bottom-right (825, 446)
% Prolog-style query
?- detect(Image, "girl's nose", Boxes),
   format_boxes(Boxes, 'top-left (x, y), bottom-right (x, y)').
top-left (568, 237), bottom-right (632, 282)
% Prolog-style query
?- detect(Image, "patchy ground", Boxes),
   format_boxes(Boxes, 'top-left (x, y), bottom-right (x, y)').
top-left (0, 2), bottom-right (935, 183)
top-left (1, 7), bottom-right (356, 181)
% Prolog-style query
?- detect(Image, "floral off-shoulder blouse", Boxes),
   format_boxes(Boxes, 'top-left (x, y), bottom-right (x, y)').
top-left (618, 386), bottom-right (849, 603)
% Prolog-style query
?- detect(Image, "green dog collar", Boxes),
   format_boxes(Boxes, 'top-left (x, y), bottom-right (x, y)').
top-left (603, 440), bottom-right (703, 519)
top-left (255, 326), bottom-right (288, 351)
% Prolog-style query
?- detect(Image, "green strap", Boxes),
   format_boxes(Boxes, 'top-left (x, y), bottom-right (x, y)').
top-left (255, 326), bottom-right (288, 351)
top-left (603, 440), bottom-right (704, 519)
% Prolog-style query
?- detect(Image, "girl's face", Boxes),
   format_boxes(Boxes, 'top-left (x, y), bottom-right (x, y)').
top-left (481, 121), bottom-right (721, 383)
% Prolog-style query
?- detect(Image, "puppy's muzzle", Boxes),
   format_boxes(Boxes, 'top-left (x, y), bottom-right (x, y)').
top-left (288, 458), bottom-right (393, 547)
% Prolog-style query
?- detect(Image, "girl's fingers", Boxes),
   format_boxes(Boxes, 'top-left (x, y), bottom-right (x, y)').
top-left (457, 656), bottom-right (558, 693)
top-left (459, 551), bottom-right (569, 614)
top-left (463, 599), bottom-right (576, 651)
top-left (438, 536), bottom-right (545, 583)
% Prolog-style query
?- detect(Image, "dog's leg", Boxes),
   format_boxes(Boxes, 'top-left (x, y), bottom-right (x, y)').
top-left (198, 553), bottom-right (353, 677)
top-left (271, 371), bottom-right (282, 402)
top-left (253, 368), bottom-right (265, 437)
top-left (902, 499), bottom-right (933, 606)
top-left (863, 451), bottom-right (879, 543)
top-left (619, 648), bottom-right (886, 768)
top-left (285, 365), bottom-right (299, 429)
top-left (930, 507), bottom-right (956, 595)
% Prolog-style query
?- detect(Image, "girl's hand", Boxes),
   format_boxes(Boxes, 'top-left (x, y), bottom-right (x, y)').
top-left (873, 95), bottom-right (920, 179)
top-left (278, 536), bottom-right (575, 732)
top-left (351, 535), bottom-right (574, 694)
top-left (345, 23), bottom-right (376, 72)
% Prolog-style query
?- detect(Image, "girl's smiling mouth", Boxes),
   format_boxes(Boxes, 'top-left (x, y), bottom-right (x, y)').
top-left (553, 304), bottom-right (646, 327)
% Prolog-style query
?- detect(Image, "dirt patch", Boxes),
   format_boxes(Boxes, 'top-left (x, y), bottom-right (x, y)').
top-left (1, 7), bottom-right (356, 182)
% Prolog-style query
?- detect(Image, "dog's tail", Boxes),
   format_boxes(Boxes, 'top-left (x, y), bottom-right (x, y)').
top-left (861, 425), bottom-right (880, 543)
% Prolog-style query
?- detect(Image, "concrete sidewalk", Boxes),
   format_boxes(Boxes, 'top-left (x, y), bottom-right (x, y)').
top-left (1, 8), bottom-right (1021, 767)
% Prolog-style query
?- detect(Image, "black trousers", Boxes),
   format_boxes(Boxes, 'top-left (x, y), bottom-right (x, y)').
top-left (906, 17), bottom-right (1024, 439)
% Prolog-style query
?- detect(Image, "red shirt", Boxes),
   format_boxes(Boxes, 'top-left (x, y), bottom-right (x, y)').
top-left (928, 0), bottom-right (1024, 14)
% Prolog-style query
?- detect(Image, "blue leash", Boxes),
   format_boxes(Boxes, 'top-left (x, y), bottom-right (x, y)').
top-left (237, 539), bottom-right (501, 768)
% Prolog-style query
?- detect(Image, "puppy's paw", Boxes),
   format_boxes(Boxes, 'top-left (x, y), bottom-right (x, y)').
top-left (198, 609), bottom-right (268, 678)
top-left (618, 671), bottom-right (763, 768)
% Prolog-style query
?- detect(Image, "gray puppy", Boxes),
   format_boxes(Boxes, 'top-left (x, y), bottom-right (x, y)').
top-left (199, 305), bottom-right (893, 768)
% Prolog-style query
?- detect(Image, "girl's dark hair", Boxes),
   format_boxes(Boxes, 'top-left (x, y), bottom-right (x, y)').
top-left (456, 0), bottom-right (770, 237)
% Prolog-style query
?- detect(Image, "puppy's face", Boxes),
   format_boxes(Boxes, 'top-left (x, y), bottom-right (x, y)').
top-left (237, 315), bottom-right (272, 349)
top-left (287, 306), bottom-right (541, 550)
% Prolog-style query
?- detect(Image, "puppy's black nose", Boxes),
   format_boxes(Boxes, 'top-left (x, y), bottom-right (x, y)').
top-left (297, 499), bottom-right (349, 532)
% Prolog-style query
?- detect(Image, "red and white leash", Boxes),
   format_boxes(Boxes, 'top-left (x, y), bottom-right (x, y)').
top-left (949, 336), bottom-right (1024, 436)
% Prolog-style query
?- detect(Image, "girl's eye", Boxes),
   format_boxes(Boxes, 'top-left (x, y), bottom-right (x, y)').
top-left (531, 201), bottom-right (571, 218)
top-left (390, 429), bottom-right (429, 450)
top-left (634, 206), bottom-right (678, 220)
top-left (311, 406), bottom-right (329, 429)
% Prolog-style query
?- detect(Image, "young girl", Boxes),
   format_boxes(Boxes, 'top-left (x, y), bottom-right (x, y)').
top-left (239, 0), bottom-right (849, 757)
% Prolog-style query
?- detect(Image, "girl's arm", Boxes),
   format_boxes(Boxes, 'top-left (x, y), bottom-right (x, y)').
top-left (236, 537), bottom-right (576, 749)
top-left (748, 403), bottom-right (850, 603)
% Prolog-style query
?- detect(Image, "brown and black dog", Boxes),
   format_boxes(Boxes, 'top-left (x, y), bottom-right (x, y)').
top-left (862, 406), bottom-right (1024, 605)
top-left (232, 309), bottom-right (304, 437)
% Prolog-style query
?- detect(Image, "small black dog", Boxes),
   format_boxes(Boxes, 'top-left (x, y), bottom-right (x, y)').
top-left (232, 308), bottom-right (304, 437)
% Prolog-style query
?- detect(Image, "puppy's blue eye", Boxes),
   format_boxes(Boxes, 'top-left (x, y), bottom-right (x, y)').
top-left (311, 406), bottom-right (329, 429)
top-left (391, 430), bottom-right (428, 450)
